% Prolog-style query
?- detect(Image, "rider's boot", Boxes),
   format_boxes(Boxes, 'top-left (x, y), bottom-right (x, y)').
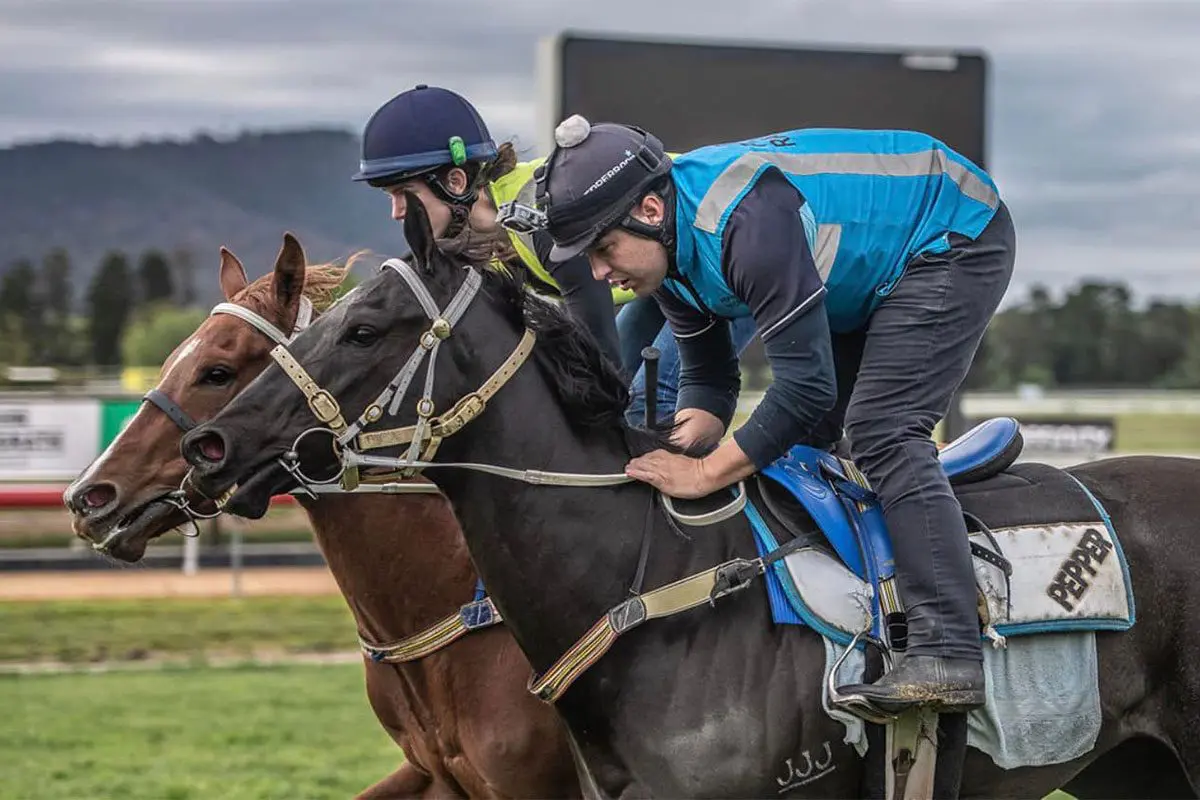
top-left (840, 653), bottom-right (984, 714)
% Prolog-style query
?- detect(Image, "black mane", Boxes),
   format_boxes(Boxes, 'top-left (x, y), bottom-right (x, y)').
top-left (465, 261), bottom-right (682, 457)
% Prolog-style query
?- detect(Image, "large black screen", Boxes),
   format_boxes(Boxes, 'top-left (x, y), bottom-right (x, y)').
top-left (544, 33), bottom-right (987, 166)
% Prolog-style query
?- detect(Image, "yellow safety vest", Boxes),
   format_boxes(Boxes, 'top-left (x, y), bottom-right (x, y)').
top-left (487, 159), bottom-right (636, 306)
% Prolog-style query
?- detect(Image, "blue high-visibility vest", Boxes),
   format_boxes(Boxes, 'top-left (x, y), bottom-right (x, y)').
top-left (665, 129), bottom-right (1001, 332)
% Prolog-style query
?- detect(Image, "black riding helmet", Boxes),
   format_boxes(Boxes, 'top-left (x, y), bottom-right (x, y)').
top-left (536, 116), bottom-right (674, 262)
top-left (352, 84), bottom-right (498, 207)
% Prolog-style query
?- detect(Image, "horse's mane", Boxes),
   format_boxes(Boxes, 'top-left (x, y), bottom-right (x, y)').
top-left (235, 252), bottom-right (365, 319)
top-left (436, 229), bottom-right (681, 457)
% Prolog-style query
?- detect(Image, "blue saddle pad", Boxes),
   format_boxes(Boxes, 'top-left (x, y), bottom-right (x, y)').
top-left (745, 425), bottom-right (1135, 647)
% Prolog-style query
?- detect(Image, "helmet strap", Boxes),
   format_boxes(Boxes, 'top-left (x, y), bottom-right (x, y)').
top-left (425, 172), bottom-right (478, 208)
top-left (618, 181), bottom-right (676, 250)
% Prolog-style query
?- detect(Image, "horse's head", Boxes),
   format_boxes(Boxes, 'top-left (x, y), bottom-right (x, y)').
top-left (63, 233), bottom-right (347, 561)
top-left (179, 192), bottom-right (522, 517)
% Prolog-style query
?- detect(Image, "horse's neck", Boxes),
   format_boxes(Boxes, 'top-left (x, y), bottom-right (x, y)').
top-left (429, 366), bottom-right (723, 673)
top-left (298, 494), bottom-right (477, 644)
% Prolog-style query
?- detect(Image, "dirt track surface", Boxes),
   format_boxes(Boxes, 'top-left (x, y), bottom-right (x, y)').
top-left (0, 566), bottom-right (340, 601)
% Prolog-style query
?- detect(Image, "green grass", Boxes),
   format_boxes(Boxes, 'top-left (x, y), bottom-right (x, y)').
top-left (1115, 413), bottom-right (1200, 452)
top-left (736, 407), bottom-right (1200, 454)
top-left (0, 663), bottom-right (402, 800)
top-left (0, 596), bottom-right (357, 664)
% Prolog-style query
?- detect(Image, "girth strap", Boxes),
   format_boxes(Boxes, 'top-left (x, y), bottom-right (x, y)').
top-left (529, 557), bottom-right (762, 703)
top-left (360, 597), bottom-right (504, 663)
top-left (527, 525), bottom-right (816, 704)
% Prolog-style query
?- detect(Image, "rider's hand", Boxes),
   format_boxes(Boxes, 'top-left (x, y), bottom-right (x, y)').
top-left (626, 436), bottom-right (756, 500)
top-left (670, 408), bottom-right (726, 451)
top-left (625, 450), bottom-right (714, 499)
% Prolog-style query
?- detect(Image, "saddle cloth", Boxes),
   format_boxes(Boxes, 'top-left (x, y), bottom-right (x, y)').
top-left (731, 420), bottom-right (1133, 771)
top-left (745, 422), bottom-right (1136, 646)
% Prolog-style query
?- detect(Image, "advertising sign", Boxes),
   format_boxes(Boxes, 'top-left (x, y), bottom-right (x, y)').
top-left (0, 399), bottom-right (101, 481)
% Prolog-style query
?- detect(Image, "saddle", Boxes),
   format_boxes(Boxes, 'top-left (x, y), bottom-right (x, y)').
top-left (747, 417), bottom-right (1135, 649)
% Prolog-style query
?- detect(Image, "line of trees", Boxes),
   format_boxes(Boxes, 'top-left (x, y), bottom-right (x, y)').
top-left (4, 250), bottom-right (1200, 391)
top-left (0, 247), bottom-right (204, 371)
top-left (965, 282), bottom-right (1200, 390)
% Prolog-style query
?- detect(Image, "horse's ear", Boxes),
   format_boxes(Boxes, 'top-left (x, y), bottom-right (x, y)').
top-left (273, 232), bottom-right (307, 333)
top-left (219, 247), bottom-right (248, 300)
top-left (402, 190), bottom-right (437, 275)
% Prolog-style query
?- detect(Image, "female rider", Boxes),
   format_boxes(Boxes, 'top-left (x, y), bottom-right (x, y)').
top-left (351, 84), bottom-right (630, 367)
top-left (352, 85), bottom-right (758, 417)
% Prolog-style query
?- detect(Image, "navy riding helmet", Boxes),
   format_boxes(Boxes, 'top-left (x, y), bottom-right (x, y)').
top-left (352, 84), bottom-right (499, 204)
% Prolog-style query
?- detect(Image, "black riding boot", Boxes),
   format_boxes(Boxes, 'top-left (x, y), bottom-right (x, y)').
top-left (841, 654), bottom-right (984, 714)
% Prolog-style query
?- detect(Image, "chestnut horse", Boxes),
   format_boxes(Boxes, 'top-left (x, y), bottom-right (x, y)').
top-left (63, 234), bottom-right (579, 799)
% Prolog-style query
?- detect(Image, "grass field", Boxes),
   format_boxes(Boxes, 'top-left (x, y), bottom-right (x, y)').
top-left (0, 595), bottom-right (356, 664)
top-left (0, 663), bottom-right (400, 800)
top-left (0, 594), bottom-right (1088, 799)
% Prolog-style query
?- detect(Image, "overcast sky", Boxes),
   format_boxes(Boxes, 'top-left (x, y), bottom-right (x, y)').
top-left (3, 0), bottom-right (1198, 303)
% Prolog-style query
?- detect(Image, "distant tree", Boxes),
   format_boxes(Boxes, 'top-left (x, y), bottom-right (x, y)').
top-left (40, 248), bottom-right (78, 365)
top-left (1160, 308), bottom-right (1200, 389)
top-left (87, 252), bottom-right (134, 366)
top-left (171, 247), bottom-right (199, 306)
top-left (0, 258), bottom-right (44, 365)
top-left (1140, 301), bottom-right (1193, 387)
top-left (137, 250), bottom-right (175, 305)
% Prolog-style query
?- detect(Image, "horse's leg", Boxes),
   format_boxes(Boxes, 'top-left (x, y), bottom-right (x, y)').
top-left (1061, 738), bottom-right (1194, 799)
top-left (1158, 643), bottom-right (1200, 797)
top-left (354, 761), bottom-right (446, 799)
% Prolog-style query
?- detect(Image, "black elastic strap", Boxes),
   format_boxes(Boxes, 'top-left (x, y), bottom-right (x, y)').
top-left (628, 493), bottom-right (657, 598)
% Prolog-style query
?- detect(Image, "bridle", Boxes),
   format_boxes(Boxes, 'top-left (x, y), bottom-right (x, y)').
top-left (266, 258), bottom-right (748, 528)
top-left (268, 257), bottom-right (540, 490)
top-left (139, 286), bottom-right (506, 666)
top-left (208, 258), bottom-right (765, 700)
top-left (140, 290), bottom-right (441, 532)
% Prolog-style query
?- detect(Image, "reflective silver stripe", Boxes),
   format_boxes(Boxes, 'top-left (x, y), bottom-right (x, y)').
top-left (694, 150), bottom-right (999, 234)
top-left (759, 286), bottom-right (827, 340)
top-left (814, 224), bottom-right (841, 282)
top-left (673, 318), bottom-right (717, 339)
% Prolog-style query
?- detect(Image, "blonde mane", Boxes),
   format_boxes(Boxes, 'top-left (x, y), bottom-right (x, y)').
top-left (235, 249), bottom-right (370, 317)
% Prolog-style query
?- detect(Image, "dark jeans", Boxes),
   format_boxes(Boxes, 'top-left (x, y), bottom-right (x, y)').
top-left (816, 203), bottom-right (1016, 661)
top-left (617, 296), bottom-right (758, 426)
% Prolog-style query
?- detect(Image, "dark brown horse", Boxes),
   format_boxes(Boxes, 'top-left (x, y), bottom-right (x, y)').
top-left (177, 200), bottom-right (1200, 798)
top-left (63, 234), bottom-right (579, 799)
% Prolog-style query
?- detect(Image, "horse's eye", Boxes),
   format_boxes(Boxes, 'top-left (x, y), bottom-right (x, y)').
top-left (200, 366), bottom-right (234, 386)
top-left (346, 325), bottom-right (379, 346)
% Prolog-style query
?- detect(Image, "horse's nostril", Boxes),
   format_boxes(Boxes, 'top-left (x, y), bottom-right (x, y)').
top-left (194, 432), bottom-right (226, 463)
top-left (82, 483), bottom-right (117, 511)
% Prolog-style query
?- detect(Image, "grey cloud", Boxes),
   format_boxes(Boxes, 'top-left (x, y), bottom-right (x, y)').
top-left (2, 0), bottom-right (1199, 295)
